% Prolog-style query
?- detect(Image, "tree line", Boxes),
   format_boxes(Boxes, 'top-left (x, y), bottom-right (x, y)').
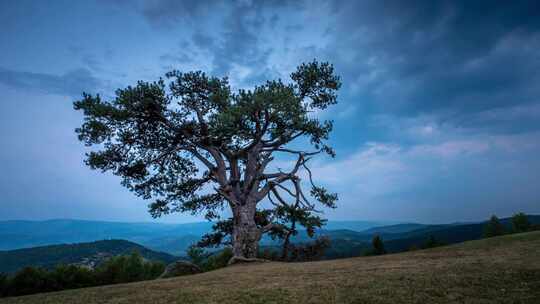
top-left (365, 212), bottom-right (538, 257)
top-left (483, 212), bottom-right (537, 238)
top-left (0, 252), bottom-right (164, 298)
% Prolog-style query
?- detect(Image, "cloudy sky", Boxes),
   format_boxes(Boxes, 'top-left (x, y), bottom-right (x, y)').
top-left (1, 0), bottom-right (539, 224)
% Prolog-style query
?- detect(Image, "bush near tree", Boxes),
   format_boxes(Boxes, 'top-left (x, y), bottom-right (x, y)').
top-left (287, 237), bottom-right (331, 262)
top-left (202, 248), bottom-right (234, 271)
top-left (511, 212), bottom-right (531, 233)
top-left (51, 265), bottom-right (95, 290)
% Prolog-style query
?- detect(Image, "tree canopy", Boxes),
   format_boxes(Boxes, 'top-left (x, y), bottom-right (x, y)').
top-left (511, 212), bottom-right (531, 233)
top-left (483, 215), bottom-right (505, 238)
top-left (74, 60), bottom-right (341, 259)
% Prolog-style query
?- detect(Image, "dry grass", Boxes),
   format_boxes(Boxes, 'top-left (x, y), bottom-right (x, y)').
top-left (3, 231), bottom-right (540, 304)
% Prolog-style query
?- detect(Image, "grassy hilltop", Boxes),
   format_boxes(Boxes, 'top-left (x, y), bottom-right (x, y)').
top-left (3, 231), bottom-right (540, 304)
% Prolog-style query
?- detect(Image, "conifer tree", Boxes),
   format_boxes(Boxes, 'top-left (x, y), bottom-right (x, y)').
top-left (74, 61), bottom-right (341, 260)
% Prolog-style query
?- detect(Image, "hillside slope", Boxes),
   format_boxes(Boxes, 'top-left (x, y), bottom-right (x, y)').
top-left (4, 231), bottom-right (539, 304)
top-left (0, 240), bottom-right (177, 273)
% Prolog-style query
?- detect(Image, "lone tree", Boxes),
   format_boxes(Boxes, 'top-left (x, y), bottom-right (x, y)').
top-left (74, 60), bottom-right (341, 260)
top-left (511, 212), bottom-right (530, 233)
top-left (371, 235), bottom-right (386, 255)
top-left (483, 215), bottom-right (505, 238)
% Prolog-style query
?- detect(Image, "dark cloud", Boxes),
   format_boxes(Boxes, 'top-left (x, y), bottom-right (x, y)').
top-left (152, 1), bottom-right (293, 86)
top-left (0, 67), bottom-right (101, 97)
top-left (210, 5), bottom-right (270, 79)
top-left (328, 0), bottom-right (540, 114)
top-left (141, 0), bottom-right (217, 28)
top-left (147, 0), bottom-right (540, 135)
top-left (68, 46), bottom-right (104, 72)
top-left (192, 32), bottom-right (215, 50)
top-left (159, 52), bottom-right (192, 64)
top-left (312, 0), bottom-right (540, 139)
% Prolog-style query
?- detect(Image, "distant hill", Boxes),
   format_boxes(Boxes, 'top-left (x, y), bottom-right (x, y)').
top-left (318, 215), bottom-right (540, 257)
top-left (0, 219), bottom-right (212, 254)
top-left (0, 239), bottom-right (177, 273)
top-left (0, 219), bottom-right (385, 255)
top-left (359, 223), bottom-right (428, 234)
top-left (323, 220), bottom-right (388, 232)
top-left (2, 216), bottom-right (538, 263)
top-left (5, 232), bottom-right (539, 303)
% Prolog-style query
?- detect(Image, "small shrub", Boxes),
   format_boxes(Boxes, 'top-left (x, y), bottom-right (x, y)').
top-left (484, 215), bottom-right (505, 238)
top-left (143, 260), bottom-right (165, 280)
top-left (96, 251), bottom-right (163, 284)
top-left (202, 247), bottom-right (233, 271)
top-left (124, 252), bottom-right (145, 282)
top-left (187, 245), bottom-right (209, 267)
top-left (96, 255), bottom-right (125, 285)
top-left (512, 212), bottom-right (531, 233)
top-left (0, 253), bottom-right (167, 298)
top-left (288, 237), bottom-right (331, 262)
top-left (371, 235), bottom-right (386, 255)
top-left (51, 264), bottom-right (95, 290)
top-left (408, 245), bottom-right (419, 251)
top-left (8, 267), bottom-right (56, 296)
top-left (258, 248), bottom-right (280, 261)
top-left (422, 235), bottom-right (445, 249)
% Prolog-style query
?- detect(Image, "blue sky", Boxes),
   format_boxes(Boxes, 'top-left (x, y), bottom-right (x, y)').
top-left (1, 0), bottom-right (539, 223)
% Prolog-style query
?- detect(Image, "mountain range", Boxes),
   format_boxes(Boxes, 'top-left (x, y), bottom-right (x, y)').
top-left (0, 219), bottom-right (214, 255)
top-left (0, 219), bottom-right (388, 255)
top-left (1, 216), bottom-right (539, 273)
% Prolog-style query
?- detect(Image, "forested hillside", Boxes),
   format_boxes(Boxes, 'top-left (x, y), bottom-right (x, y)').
top-left (0, 240), bottom-right (177, 273)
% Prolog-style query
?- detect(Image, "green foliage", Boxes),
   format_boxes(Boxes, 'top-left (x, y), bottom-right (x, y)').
top-left (258, 247), bottom-right (281, 261)
top-left (187, 245), bottom-right (209, 267)
top-left (197, 220), bottom-right (234, 248)
top-left (74, 61), bottom-right (341, 259)
top-left (287, 237), bottom-right (331, 262)
top-left (408, 245), bottom-right (419, 251)
top-left (202, 248), bottom-right (234, 272)
top-left (185, 246), bottom-right (233, 272)
top-left (0, 239), bottom-right (175, 274)
top-left (267, 197), bottom-right (327, 260)
top-left (0, 253), bottom-right (165, 298)
top-left (484, 215), bottom-right (505, 238)
top-left (96, 251), bottom-right (164, 284)
top-left (188, 246), bottom-right (233, 271)
top-left (51, 265), bottom-right (95, 290)
top-left (74, 61), bottom-right (340, 219)
top-left (371, 235), bottom-right (386, 255)
top-left (512, 212), bottom-right (531, 233)
top-left (143, 259), bottom-right (167, 279)
top-left (6, 267), bottom-right (56, 296)
top-left (422, 235), bottom-right (445, 249)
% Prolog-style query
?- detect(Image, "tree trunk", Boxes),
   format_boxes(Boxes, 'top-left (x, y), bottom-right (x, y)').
top-left (231, 204), bottom-right (261, 259)
top-left (281, 232), bottom-right (292, 261)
